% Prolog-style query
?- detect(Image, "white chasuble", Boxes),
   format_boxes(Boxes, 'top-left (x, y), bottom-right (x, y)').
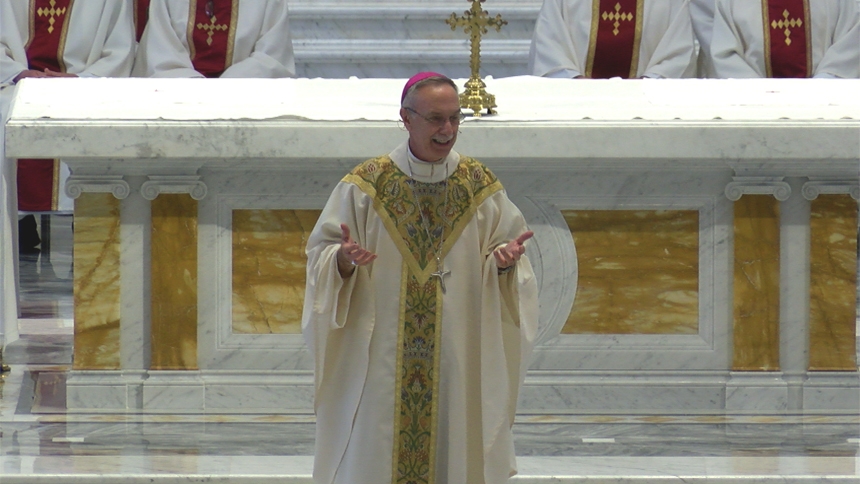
top-left (302, 143), bottom-right (538, 484)
top-left (711, 0), bottom-right (860, 78)
top-left (132, 0), bottom-right (295, 78)
top-left (529, 0), bottom-right (697, 79)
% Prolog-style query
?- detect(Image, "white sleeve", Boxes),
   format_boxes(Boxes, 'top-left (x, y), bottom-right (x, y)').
top-left (813, 0), bottom-right (860, 78)
top-left (640, 0), bottom-right (697, 79)
top-left (710, 0), bottom-right (764, 78)
top-left (528, 0), bottom-right (585, 78)
top-left (73, 0), bottom-right (135, 78)
top-left (132, 0), bottom-right (203, 78)
top-left (0, 2), bottom-right (29, 85)
top-left (220, 0), bottom-right (295, 78)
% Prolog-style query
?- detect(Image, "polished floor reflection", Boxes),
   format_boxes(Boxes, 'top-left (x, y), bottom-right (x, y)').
top-left (1, 214), bottom-right (858, 483)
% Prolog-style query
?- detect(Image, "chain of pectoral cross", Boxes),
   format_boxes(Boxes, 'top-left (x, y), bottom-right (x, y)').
top-left (407, 160), bottom-right (451, 293)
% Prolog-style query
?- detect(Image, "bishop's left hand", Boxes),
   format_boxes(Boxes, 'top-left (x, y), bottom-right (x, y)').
top-left (494, 231), bottom-right (534, 270)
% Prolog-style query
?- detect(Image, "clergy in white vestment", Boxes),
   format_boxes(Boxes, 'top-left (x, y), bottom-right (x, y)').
top-left (132, 0), bottom-right (295, 78)
top-left (0, 0), bottom-right (134, 348)
top-left (302, 73), bottom-right (539, 484)
top-left (529, 0), bottom-right (697, 79)
top-left (710, 0), bottom-right (860, 78)
top-left (690, 0), bottom-right (717, 77)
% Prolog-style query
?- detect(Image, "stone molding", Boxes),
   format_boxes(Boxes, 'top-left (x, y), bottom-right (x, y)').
top-left (65, 175), bottom-right (130, 200)
top-left (725, 177), bottom-right (792, 201)
top-left (141, 175), bottom-right (208, 201)
top-left (801, 179), bottom-right (860, 201)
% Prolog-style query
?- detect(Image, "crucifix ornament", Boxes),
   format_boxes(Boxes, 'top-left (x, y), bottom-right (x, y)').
top-left (431, 256), bottom-right (451, 292)
top-left (446, 0), bottom-right (507, 116)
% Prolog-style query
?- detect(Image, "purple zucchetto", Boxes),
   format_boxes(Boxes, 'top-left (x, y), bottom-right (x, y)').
top-left (401, 71), bottom-right (449, 103)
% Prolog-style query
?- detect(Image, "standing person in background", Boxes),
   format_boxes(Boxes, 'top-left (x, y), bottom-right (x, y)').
top-left (710, 0), bottom-right (859, 78)
top-left (0, 0), bottom-right (135, 353)
top-left (132, 0), bottom-right (295, 78)
top-left (302, 72), bottom-right (539, 484)
top-left (529, 0), bottom-right (697, 79)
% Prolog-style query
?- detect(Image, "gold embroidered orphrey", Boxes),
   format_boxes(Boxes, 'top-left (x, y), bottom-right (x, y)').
top-left (343, 155), bottom-right (502, 484)
top-left (37, 0), bottom-right (67, 34)
top-left (602, 2), bottom-right (634, 36)
top-left (771, 9), bottom-right (802, 46)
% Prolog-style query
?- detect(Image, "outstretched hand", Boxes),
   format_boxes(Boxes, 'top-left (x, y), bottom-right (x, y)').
top-left (337, 224), bottom-right (377, 276)
top-left (493, 231), bottom-right (534, 270)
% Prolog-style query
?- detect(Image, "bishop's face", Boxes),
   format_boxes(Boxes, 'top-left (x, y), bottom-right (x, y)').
top-left (401, 84), bottom-right (461, 163)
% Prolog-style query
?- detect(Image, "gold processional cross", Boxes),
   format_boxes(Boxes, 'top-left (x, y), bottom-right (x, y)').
top-left (37, 0), bottom-right (66, 34)
top-left (771, 9), bottom-right (802, 46)
top-left (197, 16), bottom-right (228, 46)
top-left (446, 0), bottom-right (507, 116)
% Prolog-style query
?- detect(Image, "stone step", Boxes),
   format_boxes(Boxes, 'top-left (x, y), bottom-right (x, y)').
top-left (287, 0), bottom-right (540, 78)
top-left (2, 455), bottom-right (856, 483)
top-left (294, 39), bottom-right (531, 78)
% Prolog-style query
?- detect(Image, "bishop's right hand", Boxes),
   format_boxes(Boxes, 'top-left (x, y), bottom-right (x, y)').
top-left (337, 224), bottom-right (377, 277)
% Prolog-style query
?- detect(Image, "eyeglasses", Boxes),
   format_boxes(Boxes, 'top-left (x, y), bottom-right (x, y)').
top-left (404, 107), bottom-right (466, 127)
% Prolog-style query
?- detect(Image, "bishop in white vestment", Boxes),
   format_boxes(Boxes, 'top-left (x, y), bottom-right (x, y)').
top-left (302, 74), bottom-right (539, 484)
top-left (132, 0), bottom-right (295, 78)
top-left (529, 0), bottom-right (697, 79)
top-left (710, 0), bottom-right (860, 78)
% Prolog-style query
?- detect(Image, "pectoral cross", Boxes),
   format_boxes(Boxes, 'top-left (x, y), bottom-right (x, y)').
top-left (446, 0), bottom-right (507, 116)
top-left (431, 257), bottom-right (451, 293)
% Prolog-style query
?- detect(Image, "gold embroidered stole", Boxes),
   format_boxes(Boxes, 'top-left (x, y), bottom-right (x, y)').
top-left (187, 0), bottom-right (238, 77)
top-left (20, 0), bottom-right (71, 211)
top-left (27, 0), bottom-right (73, 73)
top-left (761, 0), bottom-right (811, 78)
top-left (344, 155), bottom-right (502, 484)
top-left (586, 0), bottom-right (643, 79)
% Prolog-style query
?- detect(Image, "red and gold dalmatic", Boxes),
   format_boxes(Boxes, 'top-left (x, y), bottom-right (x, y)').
top-left (187, 0), bottom-right (238, 78)
top-left (18, 0), bottom-right (73, 211)
top-left (585, 0), bottom-right (644, 79)
top-left (761, 0), bottom-right (811, 78)
top-left (134, 0), bottom-right (151, 42)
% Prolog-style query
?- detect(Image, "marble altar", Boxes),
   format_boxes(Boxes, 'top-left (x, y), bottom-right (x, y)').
top-left (3, 76), bottom-right (858, 415)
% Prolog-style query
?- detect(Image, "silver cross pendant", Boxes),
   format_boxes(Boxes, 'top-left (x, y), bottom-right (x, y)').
top-left (430, 256), bottom-right (451, 293)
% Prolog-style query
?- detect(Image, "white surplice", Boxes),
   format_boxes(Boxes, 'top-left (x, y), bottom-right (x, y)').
top-left (710, 0), bottom-right (860, 78)
top-left (529, 0), bottom-right (697, 79)
top-left (302, 142), bottom-right (539, 484)
top-left (132, 0), bottom-right (295, 78)
top-left (690, 0), bottom-right (717, 77)
top-left (0, 0), bottom-right (134, 348)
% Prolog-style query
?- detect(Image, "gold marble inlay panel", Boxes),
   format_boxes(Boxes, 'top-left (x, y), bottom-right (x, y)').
top-left (232, 209), bottom-right (321, 334)
top-left (151, 194), bottom-right (198, 370)
top-left (732, 196), bottom-right (780, 371)
top-left (563, 210), bottom-right (699, 334)
top-left (73, 193), bottom-right (121, 370)
top-left (809, 195), bottom-right (857, 371)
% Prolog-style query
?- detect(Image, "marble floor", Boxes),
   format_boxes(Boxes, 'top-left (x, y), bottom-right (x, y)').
top-left (1, 215), bottom-right (859, 483)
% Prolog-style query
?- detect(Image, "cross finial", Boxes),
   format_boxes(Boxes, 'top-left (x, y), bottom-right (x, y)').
top-left (445, 0), bottom-right (507, 116)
